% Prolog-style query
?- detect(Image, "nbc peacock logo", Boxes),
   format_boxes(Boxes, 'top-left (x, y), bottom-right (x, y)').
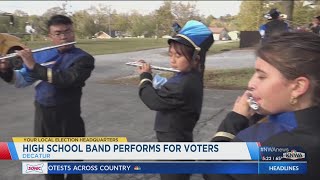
top-left (133, 166), bottom-right (141, 171)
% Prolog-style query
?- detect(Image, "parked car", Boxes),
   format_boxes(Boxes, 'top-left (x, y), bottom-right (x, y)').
top-left (0, 33), bottom-right (24, 69)
top-left (0, 33), bottom-right (24, 55)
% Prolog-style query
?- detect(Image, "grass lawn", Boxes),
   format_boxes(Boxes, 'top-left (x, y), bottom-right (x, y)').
top-left (25, 38), bottom-right (167, 55)
top-left (208, 41), bottom-right (241, 55)
top-left (101, 68), bottom-right (254, 90)
top-left (26, 38), bottom-right (250, 89)
top-left (203, 68), bottom-right (254, 89)
top-left (25, 38), bottom-right (240, 56)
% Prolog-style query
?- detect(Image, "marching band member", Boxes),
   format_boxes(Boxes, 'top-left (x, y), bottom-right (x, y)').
top-left (204, 32), bottom-right (320, 180)
top-left (137, 20), bottom-right (213, 180)
top-left (0, 14), bottom-right (94, 180)
top-left (260, 8), bottom-right (289, 44)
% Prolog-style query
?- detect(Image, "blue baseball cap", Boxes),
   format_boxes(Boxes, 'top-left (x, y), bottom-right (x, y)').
top-left (168, 20), bottom-right (214, 53)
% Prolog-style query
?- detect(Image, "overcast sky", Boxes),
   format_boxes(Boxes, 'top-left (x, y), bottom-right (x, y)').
top-left (1, 1), bottom-right (241, 17)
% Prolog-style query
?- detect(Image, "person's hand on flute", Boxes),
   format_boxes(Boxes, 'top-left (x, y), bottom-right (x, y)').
top-left (137, 59), bottom-right (152, 74)
top-left (16, 48), bottom-right (36, 70)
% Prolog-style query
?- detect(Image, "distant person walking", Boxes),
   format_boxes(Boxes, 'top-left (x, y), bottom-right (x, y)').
top-left (260, 8), bottom-right (289, 44)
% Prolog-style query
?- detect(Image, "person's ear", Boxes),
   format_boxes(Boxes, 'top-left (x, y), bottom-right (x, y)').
top-left (195, 55), bottom-right (200, 62)
top-left (194, 55), bottom-right (200, 64)
top-left (48, 34), bottom-right (53, 41)
top-left (193, 55), bottom-right (201, 66)
top-left (290, 76), bottom-right (310, 98)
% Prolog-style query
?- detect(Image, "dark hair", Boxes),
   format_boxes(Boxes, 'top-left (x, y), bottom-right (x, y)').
top-left (315, 16), bottom-right (320, 21)
top-left (269, 8), bottom-right (280, 19)
top-left (169, 41), bottom-right (200, 71)
top-left (257, 32), bottom-right (320, 105)
top-left (47, 15), bottom-right (73, 29)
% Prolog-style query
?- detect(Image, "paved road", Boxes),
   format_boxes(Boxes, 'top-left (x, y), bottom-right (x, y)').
top-left (92, 47), bottom-right (256, 81)
top-left (0, 48), bottom-right (256, 180)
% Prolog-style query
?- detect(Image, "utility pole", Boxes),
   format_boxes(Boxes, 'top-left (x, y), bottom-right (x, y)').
top-left (155, 23), bottom-right (158, 39)
top-left (108, 13), bottom-right (111, 37)
top-left (283, 0), bottom-right (294, 22)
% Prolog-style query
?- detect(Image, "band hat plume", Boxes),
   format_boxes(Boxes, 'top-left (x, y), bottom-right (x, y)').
top-left (168, 20), bottom-right (214, 54)
top-left (264, 14), bottom-right (272, 20)
top-left (264, 13), bottom-right (287, 20)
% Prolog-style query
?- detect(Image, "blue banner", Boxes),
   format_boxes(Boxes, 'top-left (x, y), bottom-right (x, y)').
top-left (47, 162), bottom-right (257, 174)
top-left (41, 161), bottom-right (306, 174)
top-left (259, 162), bottom-right (307, 174)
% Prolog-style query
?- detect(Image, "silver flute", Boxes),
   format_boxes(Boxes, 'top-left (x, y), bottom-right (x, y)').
top-left (248, 96), bottom-right (259, 111)
top-left (125, 61), bottom-right (180, 73)
top-left (0, 41), bottom-right (76, 60)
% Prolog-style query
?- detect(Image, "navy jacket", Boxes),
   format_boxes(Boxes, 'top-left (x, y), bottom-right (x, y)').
top-left (139, 70), bottom-right (203, 141)
top-left (30, 47), bottom-right (94, 106)
top-left (205, 107), bottom-right (320, 180)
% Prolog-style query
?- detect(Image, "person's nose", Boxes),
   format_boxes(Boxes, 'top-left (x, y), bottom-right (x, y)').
top-left (247, 75), bottom-right (256, 91)
top-left (59, 34), bottom-right (68, 40)
top-left (169, 56), bottom-right (175, 63)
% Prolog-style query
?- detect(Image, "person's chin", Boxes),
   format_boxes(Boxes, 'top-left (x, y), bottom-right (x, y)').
top-left (258, 106), bottom-right (273, 116)
top-left (59, 46), bottom-right (72, 52)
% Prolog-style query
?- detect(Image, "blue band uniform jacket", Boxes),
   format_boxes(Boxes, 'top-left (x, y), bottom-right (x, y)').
top-left (139, 70), bottom-right (203, 142)
top-left (204, 106), bottom-right (320, 180)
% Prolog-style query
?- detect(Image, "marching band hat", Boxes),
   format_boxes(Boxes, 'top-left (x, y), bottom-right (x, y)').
top-left (264, 14), bottom-right (272, 20)
top-left (268, 8), bottom-right (280, 19)
top-left (168, 20), bottom-right (214, 53)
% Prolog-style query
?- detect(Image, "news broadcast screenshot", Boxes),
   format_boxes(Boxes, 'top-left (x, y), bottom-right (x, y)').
top-left (1, 1), bottom-right (319, 180)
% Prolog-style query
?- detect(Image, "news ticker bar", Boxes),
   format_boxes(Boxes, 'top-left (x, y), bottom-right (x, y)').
top-left (22, 161), bottom-right (307, 174)
top-left (1, 138), bottom-right (307, 163)
top-left (1, 142), bottom-right (259, 160)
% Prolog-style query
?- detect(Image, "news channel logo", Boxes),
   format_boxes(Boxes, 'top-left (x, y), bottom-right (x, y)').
top-left (283, 150), bottom-right (305, 160)
top-left (22, 162), bottom-right (48, 174)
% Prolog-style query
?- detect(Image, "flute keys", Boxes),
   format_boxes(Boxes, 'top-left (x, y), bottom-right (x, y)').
top-left (125, 61), bottom-right (180, 73)
top-left (248, 96), bottom-right (259, 111)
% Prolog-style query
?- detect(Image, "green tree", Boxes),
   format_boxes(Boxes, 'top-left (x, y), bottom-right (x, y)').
top-left (219, 14), bottom-right (238, 31)
top-left (313, 0), bottom-right (320, 15)
top-left (28, 15), bottom-right (45, 40)
top-left (13, 10), bottom-right (29, 33)
top-left (142, 14), bottom-right (157, 37)
top-left (205, 15), bottom-right (217, 26)
top-left (31, 6), bottom-right (69, 35)
top-left (128, 10), bottom-right (147, 37)
top-left (43, 6), bottom-right (68, 17)
top-left (172, 1), bottom-right (201, 25)
top-left (0, 12), bottom-right (14, 33)
top-left (236, 1), bottom-right (264, 30)
top-left (155, 1), bottom-right (175, 37)
top-left (292, 1), bottom-right (314, 28)
top-left (112, 13), bottom-right (131, 36)
top-left (87, 4), bottom-right (112, 34)
top-left (72, 10), bottom-right (96, 39)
